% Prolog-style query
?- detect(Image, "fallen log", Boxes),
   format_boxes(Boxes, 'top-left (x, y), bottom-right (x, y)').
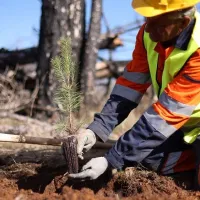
top-left (0, 59), bottom-right (129, 94)
top-left (0, 47), bottom-right (38, 71)
top-left (0, 112), bottom-right (55, 138)
top-left (95, 60), bottom-right (129, 78)
top-left (0, 113), bottom-right (116, 167)
top-left (0, 35), bottom-right (123, 70)
top-left (0, 142), bottom-right (64, 166)
top-left (0, 133), bottom-right (62, 145)
top-left (0, 138), bottom-right (115, 167)
top-left (0, 132), bottom-right (115, 148)
top-left (99, 34), bottom-right (123, 49)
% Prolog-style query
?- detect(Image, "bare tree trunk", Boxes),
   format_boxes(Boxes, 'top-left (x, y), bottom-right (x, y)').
top-left (37, 0), bottom-right (85, 105)
top-left (37, 0), bottom-right (60, 105)
top-left (66, 0), bottom-right (86, 92)
top-left (57, 0), bottom-right (85, 67)
top-left (82, 0), bottom-right (102, 105)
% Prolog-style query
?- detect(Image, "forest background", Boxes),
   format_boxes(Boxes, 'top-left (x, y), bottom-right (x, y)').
top-left (0, 0), bottom-right (200, 135)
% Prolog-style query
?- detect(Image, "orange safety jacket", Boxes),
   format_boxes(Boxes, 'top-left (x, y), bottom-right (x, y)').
top-left (111, 14), bottom-right (200, 143)
top-left (88, 13), bottom-right (200, 170)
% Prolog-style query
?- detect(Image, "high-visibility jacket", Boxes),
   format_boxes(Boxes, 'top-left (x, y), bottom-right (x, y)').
top-left (143, 12), bottom-right (200, 144)
top-left (109, 12), bottom-right (200, 144)
top-left (88, 12), bottom-right (200, 170)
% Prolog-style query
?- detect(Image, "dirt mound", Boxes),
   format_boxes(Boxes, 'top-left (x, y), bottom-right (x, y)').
top-left (0, 163), bottom-right (200, 200)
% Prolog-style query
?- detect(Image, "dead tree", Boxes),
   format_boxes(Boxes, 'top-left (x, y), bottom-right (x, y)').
top-left (58, 0), bottom-right (85, 83)
top-left (37, 0), bottom-right (85, 105)
top-left (37, 0), bottom-right (59, 105)
top-left (0, 48), bottom-right (37, 71)
top-left (82, 0), bottom-right (102, 105)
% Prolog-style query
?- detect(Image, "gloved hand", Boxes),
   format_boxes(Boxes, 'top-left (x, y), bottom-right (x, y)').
top-left (76, 129), bottom-right (97, 159)
top-left (68, 157), bottom-right (108, 180)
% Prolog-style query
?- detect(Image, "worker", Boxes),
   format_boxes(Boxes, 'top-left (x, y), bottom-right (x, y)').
top-left (69, 0), bottom-right (200, 189)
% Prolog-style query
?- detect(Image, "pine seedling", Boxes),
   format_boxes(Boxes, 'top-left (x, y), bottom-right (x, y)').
top-left (51, 38), bottom-right (82, 135)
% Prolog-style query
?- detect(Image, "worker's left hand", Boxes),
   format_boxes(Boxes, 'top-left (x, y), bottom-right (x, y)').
top-left (68, 157), bottom-right (108, 180)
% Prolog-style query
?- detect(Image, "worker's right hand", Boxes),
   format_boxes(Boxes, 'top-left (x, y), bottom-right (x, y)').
top-left (76, 129), bottom-right (96, 159)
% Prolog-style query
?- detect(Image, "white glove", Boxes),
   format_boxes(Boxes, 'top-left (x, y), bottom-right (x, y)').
top-left (68, 157), bottom-right (108, 180)
top-left (76, 129), bottom-right (97, 159)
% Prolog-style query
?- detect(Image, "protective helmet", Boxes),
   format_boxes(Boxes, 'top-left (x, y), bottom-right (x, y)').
top-left (132, 0), bottom-right (200, 17)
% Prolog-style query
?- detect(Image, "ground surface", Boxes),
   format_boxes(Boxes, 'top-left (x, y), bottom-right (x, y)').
top-left (0, 163), bottom-right (200, 200)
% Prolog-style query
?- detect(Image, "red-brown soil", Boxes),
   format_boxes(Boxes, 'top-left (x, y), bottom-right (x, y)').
top-left (0, 163), bottom-right (200, 200)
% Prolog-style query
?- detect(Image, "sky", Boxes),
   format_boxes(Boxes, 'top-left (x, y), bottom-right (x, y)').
top-left (0, 0), bottom-right (40, 49)
top-left (0, 0), bottom-right (143, 60)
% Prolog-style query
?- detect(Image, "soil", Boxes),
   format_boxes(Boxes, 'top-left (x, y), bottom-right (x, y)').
top-left (0, 163), bottom-right (200, 200)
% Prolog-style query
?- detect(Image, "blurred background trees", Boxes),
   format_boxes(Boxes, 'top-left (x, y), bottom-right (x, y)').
top-left (0, 1), bottom-right (199, 138)
top-left (0, 0), bottom-right (144, 115)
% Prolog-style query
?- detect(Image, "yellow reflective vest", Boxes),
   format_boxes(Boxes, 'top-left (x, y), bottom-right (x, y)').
top-left (143, 12), bottom-right (200, 143)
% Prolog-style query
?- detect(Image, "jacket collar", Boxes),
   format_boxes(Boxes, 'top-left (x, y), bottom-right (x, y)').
top-left (174, 18), bottom-right (195, 50)
top-left (155, 18), bottom-right (195, 51)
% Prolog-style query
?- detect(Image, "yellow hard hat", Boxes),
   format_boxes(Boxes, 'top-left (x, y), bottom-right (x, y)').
top-left (132, 0), bottom-right (200, 17)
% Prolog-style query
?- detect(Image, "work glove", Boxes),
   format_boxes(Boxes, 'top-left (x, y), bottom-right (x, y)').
top-left (68, 157), bottom-right (108, 180)
top-left (76, 129), bottom-right (97, 159)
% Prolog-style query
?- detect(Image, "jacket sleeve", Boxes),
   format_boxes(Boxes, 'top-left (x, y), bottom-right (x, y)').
top-left (105, 49), bottom-right (200, 169)
top-left (88, 24), bottom-right (151, 142)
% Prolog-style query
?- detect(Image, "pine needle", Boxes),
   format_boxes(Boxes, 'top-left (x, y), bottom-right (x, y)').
top-left (51, 38), bottom-right (82, 135)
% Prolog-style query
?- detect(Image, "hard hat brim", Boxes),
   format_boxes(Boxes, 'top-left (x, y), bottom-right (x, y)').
top-left (132, 0), bottom-right (197, 17)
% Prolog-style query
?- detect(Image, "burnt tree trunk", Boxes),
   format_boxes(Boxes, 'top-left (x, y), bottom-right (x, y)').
top-left (37, 0), bottom-right (60, 105)
top-left (58, 0), bottom-right (85, 88)
top-left (66, 0), bottom-right (85, 66)
top-left (37, 0), bottom-right (85, 105)
top-left (82, 0), bottom-right (102, 105)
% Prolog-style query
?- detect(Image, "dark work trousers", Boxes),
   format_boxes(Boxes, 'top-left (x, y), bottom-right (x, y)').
top-left (141, 130), bottom-right (198, 185)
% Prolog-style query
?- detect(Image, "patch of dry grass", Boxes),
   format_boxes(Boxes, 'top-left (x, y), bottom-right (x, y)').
top-left (0, 163), bottom-right (39, 179)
